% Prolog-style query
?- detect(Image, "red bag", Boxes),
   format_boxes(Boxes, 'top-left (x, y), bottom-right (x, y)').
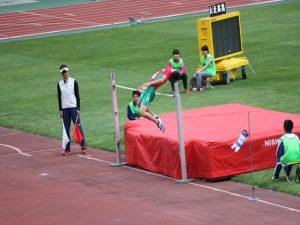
top-left (72, 118), bottom-right (83, 144)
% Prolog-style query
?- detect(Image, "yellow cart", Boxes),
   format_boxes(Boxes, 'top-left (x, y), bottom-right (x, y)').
top-left (197, 11), bottom-right (250, 84)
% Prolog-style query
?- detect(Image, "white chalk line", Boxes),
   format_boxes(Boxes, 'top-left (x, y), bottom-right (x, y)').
top-left (78, 154), bottom-right (300, 213)
top-left (18, 11), bottom-right (98, 25)
top-left (0, 143), bottom-right (31, 157)
top-left (189, 182), bottom-right (300, 213)
top-left (0, 0), bottom-right (37, 7)
top-left (0, 146), bottom-right (83, 158)
top-left (0, 0), bottom-right (285, 41)
top-left (0, 21), bottom-right (97, 26)
top-left (0, 132), bottom-right (23, 137)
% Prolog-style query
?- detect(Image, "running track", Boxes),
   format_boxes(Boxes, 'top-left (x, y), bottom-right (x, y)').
top-left (0, 126), bottom-right (300, 225)
top-left (0, 0), bottom-right (283, 40)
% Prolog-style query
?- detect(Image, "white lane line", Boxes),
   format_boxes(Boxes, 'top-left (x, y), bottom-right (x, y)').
top-left (0, 0), bottom-right (285, 41)
top-left (169, 2), bottom-right (183, 5)
top-left (78, 154), bottom-right (111, 164)
top-left (18, 11), bottom-right (98, 25)
top-left (0, 146), bottom-right (80, 158)
top-left (0, 22), bottom-right (90, 26)
top-left (0, 0), bottom-right (37, 7)
top-left (64, 13), bottom-right (76, 16)
top-left (139, 11), bottom-right (152, 15)
top-left (189, 182), bottom-right (300, 213)
top-left (0, 143), bottom-right (31, 157)
top-left (0, 21), bottom-right (120, 41)
top-left (0, 132), bottom-right (23, 137)
top-left (39, 173), bottom-right (49, 176)
top-left (78, 154), bottom-right (300, 213)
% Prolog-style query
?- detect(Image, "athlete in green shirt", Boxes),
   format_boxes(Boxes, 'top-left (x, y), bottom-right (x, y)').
top-left (127, 91), bottom-right (141, 120)
top-left (137, 67), bottom-right (179, 133)
top-left (273, 119), bottom-right (300, 181)
top-left (191, 45), bottom-right (216, 91)
top-left (127, 90), bottom-right (157, 121)
top-left (167, 49), bottom-right (189, 93)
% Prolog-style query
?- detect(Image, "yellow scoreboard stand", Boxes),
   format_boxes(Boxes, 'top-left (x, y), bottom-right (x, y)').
top-left (197, 11), bottom-right (249, 84)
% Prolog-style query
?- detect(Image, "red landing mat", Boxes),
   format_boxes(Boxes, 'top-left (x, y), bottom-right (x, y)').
top-left (124, 104), bottom-right (300, 179)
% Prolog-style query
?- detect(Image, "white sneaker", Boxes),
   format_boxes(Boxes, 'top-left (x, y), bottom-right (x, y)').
top-left (157, 118), bottom-right (165, 133)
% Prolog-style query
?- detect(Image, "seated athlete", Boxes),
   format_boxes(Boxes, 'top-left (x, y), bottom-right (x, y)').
top-left (190, 45), bottom-right (216, 91)
top-left (137, 67), bottom-right (180, 133)
top-left (273, 119), bottom-right (300, 181)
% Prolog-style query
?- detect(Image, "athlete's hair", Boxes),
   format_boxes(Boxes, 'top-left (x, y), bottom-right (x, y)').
top-left (173, 49), bottom-right (180, 55)
top-left (171, 71), bottom-right (180, 81)
top-left (284, 119), bottom-right (293, 133)
top-left (59, 64), bottom-right (68, 70)
top-left (201, 45), bottom-right (209, 52)
top-left (132, 90), bottom-right (141, 97)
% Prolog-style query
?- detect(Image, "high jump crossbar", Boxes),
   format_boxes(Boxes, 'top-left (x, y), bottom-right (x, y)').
top-left (110, 72), bottom-right (191, 183)
top-left (115, 84), bottom-right (174, 97)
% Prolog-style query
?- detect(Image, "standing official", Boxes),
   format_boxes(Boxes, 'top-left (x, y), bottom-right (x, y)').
top-left (57, 64), bottom-right (87, 155)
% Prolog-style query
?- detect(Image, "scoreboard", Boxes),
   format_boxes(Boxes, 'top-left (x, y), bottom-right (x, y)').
top-left (197, 11), bottom-right (243, 61)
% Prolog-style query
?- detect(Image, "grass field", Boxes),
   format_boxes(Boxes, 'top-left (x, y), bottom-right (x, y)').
top-left (0, 1), bottom-right (299, 196)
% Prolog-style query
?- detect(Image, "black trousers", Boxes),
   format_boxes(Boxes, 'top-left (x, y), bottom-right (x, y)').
top-left (169, 73), bottom-right (188, 91)
top-left (274, 160), bottom-right (293, 179)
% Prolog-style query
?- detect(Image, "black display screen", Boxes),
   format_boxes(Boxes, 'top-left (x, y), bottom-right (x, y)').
top-left (212, 16), bottom-right (242, 58)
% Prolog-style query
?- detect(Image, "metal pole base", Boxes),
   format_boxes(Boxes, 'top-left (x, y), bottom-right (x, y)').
top-left (249, 187), bottom-right (259, 201)
top-left (110, 162), bottom-right (128, 167)
top-left (248, 197), bottom-right (260, 201)
top-left (175, 178), bottom-right (195, 183)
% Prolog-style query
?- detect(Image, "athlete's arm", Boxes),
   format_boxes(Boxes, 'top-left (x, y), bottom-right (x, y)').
top-left (143, 75), bottom-right (167, 88)
top-left (197, 59), bottom-right (212, 73)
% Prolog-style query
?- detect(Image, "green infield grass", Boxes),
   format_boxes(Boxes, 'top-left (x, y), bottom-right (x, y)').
top-left (0, 1), bottom-right (299, 196)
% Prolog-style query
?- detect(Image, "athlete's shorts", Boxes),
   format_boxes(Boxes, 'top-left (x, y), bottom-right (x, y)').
top-left (139, 86), bottom-right (155, 107)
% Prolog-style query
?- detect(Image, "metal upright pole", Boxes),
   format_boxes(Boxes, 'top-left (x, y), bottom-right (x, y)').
top-left (110, 72), bottom-right (127, 167)
top-left (248, 112), bottom-right (259, 200)
top-left (174, 82), bottom-right (192, 183)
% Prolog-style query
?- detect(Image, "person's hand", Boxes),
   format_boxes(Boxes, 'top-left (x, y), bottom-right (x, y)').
top-left (171, 68), bottom-right (177, 73)
top-left (60, 111), bottom-right (63, 118)
top-left (76, 110), bottom-right (80, 115)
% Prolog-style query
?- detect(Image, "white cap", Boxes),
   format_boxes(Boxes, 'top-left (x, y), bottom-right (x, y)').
top-left (60, 67), bottom-right (69, 73)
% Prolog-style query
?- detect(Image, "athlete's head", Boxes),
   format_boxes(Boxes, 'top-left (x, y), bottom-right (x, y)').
top-left (201, 45), bottom-right (209, 56)
top-left (284, 119), bottom-right (293, 133)
top-left (59, 64), bottom-right (69, 81)
top-left (164, 67), bottom-right (180, 81)
top-left (172, 49), bottom-right (180, 62)
top-left (171, 71), bottom-right (180, 82)
top-left (132, 90), bottom-right (141, 105)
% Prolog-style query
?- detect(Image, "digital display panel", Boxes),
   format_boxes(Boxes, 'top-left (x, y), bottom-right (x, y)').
top-left (212, 16), bottom-right (242, 58)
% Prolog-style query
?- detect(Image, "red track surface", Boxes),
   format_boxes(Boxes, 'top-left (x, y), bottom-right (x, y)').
top-left (0, 126), bottom-right (300, 225)
top-left (0, 0), bottom-right (280, 40)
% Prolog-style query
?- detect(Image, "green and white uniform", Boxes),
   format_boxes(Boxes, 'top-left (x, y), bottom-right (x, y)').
top-left (139, 70), bottom-right (169, 107)
top-left (139, 86), bottom-right (156, 107)
top-left (169, 58), bottom-right (184, 71)
top-left (200, 54), bottom-right (216, 76)
top-left (129, 101), bottom-right (140, 117)
top-left (280, 134), bottom-right (300, 165)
